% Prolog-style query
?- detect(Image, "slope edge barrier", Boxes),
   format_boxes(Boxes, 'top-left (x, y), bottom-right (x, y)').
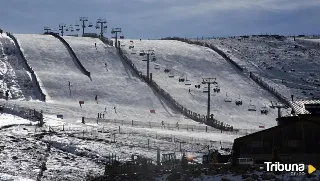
top-left (115, 44), bottom-right (233, 131)
top-left (6, 33), bottom-right (46, 101)
top-left (162, 37), bottom-right (292, 108)
top-left (45, 32), bottom-right (91, 78)
top-left (0, 103), bottom-right (43, 126)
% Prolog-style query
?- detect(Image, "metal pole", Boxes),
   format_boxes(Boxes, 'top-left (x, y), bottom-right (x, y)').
top-left (207, 83), bottom-right (211, 120)
top-left (147, 54), bottom-right (150, 81)
top-left (82, 20), bottom-right (85, 36)
top-left (115, 32), bottom-right (118, 48)
top-left (100, 22), bottom-right (103, 39)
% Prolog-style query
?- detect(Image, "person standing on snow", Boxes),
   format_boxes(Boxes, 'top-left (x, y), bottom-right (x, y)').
top-left (95, 95), bottom-right (98, 104)
top-left (95, 43), bottom-right (96, 47)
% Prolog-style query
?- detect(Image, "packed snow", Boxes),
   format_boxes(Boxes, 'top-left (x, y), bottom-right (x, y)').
top-left (119, 39), bottom-right (280, 129)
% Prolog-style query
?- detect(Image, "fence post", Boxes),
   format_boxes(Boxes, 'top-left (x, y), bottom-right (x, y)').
top-left (148, 139), bottom-right (150, 149)
top-left (62, 125), bottom-right (64, 131)
top-left (119, 126), bottom-right (120, 133)
top-left (180, 142), bottom-right (182, 152)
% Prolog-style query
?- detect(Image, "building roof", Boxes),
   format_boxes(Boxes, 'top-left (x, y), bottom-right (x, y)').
top-left (234, 118), bottom-right (320, 142)
top-left (291, 100), bottom-right (320, 114)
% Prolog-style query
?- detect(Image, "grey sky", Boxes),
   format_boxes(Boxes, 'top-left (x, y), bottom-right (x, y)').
top-left (1, 0), bottom-right (320, 39)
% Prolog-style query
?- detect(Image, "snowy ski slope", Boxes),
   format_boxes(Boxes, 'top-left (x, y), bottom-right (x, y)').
top-left (199, 36), bottom-right (320, 101)
top-left (119, 39), bottom-right (279, 129)
top-left (0, 34), bottom-right (38, 100)
top-left (13, 34), bottom-right (194, 125)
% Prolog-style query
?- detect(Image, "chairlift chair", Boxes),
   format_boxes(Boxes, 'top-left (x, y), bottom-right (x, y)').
top-left (248, 100), bottom-right (256, 111)
top-left (235, 95), bottom-right (242, 106)
top-left (95, 23), bottom-right (100, 29)
top-left (260, 106), bottom-right (268, 115)
top-left (120, 35), bottom-right (124, 39)
top-left (248, 105), bottom-right (256, 111)
top-left (224, 92), bottom-right (232, 102)
top-left (152, 57), bottom-right (156, 61)
top-left (164, 69), bottom-right (170, 73)
top-left (88, 22), bottom-right (93, 27)
top-left (203, 87), bottom-right (208, 93)
top-left (104, 26), bottom-right (107, 29)
top-left (195, 84), bottom-right (200, 89)
top-left (154, 65), bottom-right (160, 70)
top-left (213, 86), bottom-right (220, 93)
top-left (179, 78), bottom-right (185, 82)
top-left (168, 73), bottom-right (174, 78)
top-left (185, 79), bottom-right (191, 85)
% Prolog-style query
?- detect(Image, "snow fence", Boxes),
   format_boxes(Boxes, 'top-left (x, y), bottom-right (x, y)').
top-left (7, 32), bottom-right (46, 102)
top-left (45, 32), bottom-right (91, 79)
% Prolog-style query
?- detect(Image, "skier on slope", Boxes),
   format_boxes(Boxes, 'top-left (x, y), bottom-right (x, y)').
top-left (95, 95), bottom-right (98, 103)
top-left (95, 43), bottom-right (96, 47)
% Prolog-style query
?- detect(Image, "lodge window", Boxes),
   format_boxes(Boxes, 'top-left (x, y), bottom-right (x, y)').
top-left (251, 141), bottom-right (263, 147)
top-left (287, 140), bottom-right (299, 147)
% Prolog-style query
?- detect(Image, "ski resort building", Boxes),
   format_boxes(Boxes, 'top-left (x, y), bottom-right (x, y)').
top-left (232, 103), bottom-right (320, 166)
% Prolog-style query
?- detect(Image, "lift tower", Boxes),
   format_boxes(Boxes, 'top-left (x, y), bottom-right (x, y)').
top-left (79, 17), bottom-right (88, 36)
top-left (59, 24), bottom-right (66, 36)
top-left (201, 78), bottom-right (217, 122)
top-left (139, 50), bottom-right (155, 81)
top-left (96, 18), bottom-right (107, 40)
top-left (111, 28), bottom-right (122, 48)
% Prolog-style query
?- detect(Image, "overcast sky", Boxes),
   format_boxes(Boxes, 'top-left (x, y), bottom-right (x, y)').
top-left (1, 0), bottom-right (320, 39)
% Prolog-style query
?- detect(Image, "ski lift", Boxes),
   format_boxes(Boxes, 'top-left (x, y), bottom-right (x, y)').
top-left (75, 23), bottom-right (80, 31)
top-left (203, 87), bottom-right (208, 93)
top-left (152, 57), bottom-right (156, 61)
top-left (261, 106), bottom-right (268, 115)
top-left (248, 100), bottom-right (256, 111)
top-left (154, 64), bottom-right (160, 70)
top-left (65, 28), bottom-right (69, 32)
top-left (139, 51), bottom-right (145, 56)
top-left (95, 23), bottom-right (100, 29)
top-left (168, 73), bottom-right (174, 78)
top-left (213, 86), bottom-right (220, 93)
top-left (164, 69), bottom-right (170, 73)
top-left (224, 92), bottom-right (232, 102)
top-left (179, 77), bottom-right (185, 82)
top-left (104, 25), bottom-right (107, 29)
top-left (119, 32), bottom-right (124, 39)
top-left (235, 95), bottom-right (242, 106)
top-left (88, 22), bottom-right (93, 27)
top-left (195, 84), bottom-right (200, 89)
top-left (185, 79), bottom-right (191, 85)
